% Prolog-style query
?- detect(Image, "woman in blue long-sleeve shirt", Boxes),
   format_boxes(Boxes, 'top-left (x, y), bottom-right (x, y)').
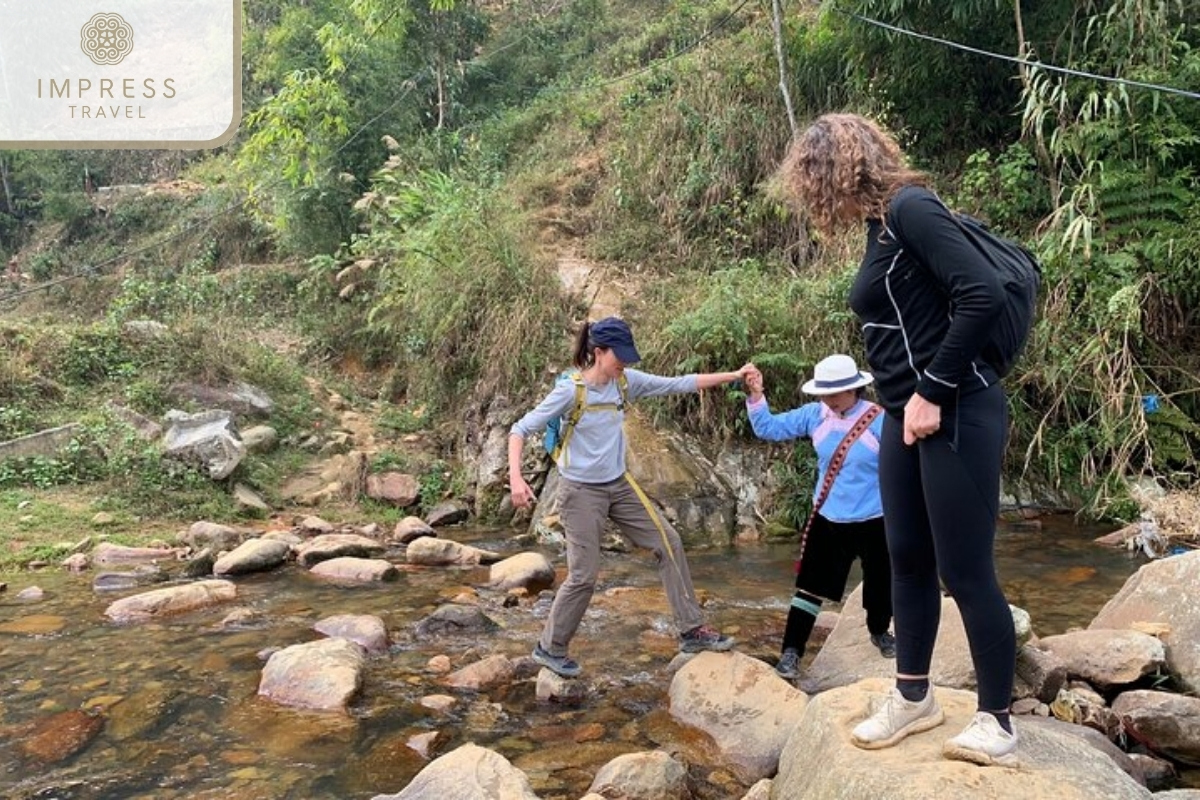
top-left (746, 354), bottom-right (894, 680)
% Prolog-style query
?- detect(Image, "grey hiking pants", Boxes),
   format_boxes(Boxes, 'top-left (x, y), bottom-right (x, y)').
top-left (538, 474), bottom-right (704, 656)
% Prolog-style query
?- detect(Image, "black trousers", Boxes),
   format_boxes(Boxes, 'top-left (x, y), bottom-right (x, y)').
top-left (878, 383), bottom-right (1015, 711)
top-left (783, 513), bottom-right (892, 653)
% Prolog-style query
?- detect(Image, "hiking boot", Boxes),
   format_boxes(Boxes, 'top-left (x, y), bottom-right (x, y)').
top-left (679, 625), bottom-right (735, 653)
top-left (943, 712), bottom-right (1019, 767)
top-left (775, 648), bottom-right (802, 680)
top-left (870, 631), bottom-right (897, 658)
top-left (531, 643), bottom-right (582, 678)
top-left (851, 686), bottom-right (945, 750)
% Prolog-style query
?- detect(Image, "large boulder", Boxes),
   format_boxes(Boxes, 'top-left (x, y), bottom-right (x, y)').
top-left (258, 638), bottom-right (365, 713)
top-left (668, 650), bottom-right (808, 783)
top-left (161, 409), bottom-right (246, 479)
top-left (1090, 550), bottom-right (1200, 692)
top-left (771, 678), bottom-right (1151, 800)
top-left (1036, 628), bottom-right (1166, 689)
top-left (1112, 690), bottom-right (1200, 766)
top-left (803, 584), bottom-right (973, 693)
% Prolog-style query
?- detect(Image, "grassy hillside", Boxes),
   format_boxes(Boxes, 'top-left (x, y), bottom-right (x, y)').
top-left (1, 0), bottom-right (1198, 563)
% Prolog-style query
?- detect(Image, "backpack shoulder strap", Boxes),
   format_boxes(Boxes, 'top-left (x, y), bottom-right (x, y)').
top-left (555, 372), bottom-right (588, 467)
top-left (564, 371), bottom-right (587, 424)
top-left (616, 373), bottom-right (629, 408)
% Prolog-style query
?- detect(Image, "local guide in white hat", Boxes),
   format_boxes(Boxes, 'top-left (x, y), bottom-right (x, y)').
top-left (743, 354), bottom-right (894, 681)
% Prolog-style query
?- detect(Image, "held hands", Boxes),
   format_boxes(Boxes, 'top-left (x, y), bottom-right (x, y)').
top-left (903, 393), bottom-right (941, 445)
top-left (743, 363), bottom-right (764, 400)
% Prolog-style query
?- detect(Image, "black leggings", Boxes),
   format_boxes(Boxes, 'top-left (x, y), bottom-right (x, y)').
top-left (878, 384), bottom-right (1015, 712)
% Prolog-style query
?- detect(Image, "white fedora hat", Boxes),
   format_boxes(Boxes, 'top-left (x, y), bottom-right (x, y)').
top-left (801, 354), bottom-right (874, 395)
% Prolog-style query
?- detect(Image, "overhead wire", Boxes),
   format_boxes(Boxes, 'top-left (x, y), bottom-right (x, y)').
top-left (829, 4), bottom-right (1200, 101)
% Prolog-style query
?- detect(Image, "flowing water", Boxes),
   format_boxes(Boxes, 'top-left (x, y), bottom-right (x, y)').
top-left (0, 516), bottom-right (1181, 799)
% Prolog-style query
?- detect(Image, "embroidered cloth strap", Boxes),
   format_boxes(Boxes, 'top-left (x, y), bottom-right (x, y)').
top-left (794, 404), bottom-right (882, 576)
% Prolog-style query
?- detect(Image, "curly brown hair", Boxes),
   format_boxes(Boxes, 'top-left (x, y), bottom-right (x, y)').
top-left (777, 113), bottom-right (927, 234)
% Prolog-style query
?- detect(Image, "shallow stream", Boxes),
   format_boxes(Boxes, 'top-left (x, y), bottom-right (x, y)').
top-left (0, 516), bottom-right (1178, 799)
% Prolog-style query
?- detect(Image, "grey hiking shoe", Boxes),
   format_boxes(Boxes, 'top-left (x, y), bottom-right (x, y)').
top-left (776, 648), bottom-right (802, 680)
top-left (870, 631), bottom-right (897, 658)
top-left (532, 644), bottom-right (582, 678)
top-left (679, 625), bottom-right (735, 653)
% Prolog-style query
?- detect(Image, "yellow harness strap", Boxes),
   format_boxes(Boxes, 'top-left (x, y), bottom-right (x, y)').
top-left (624, 471), bottom-right (680, 572)
top-left (555, 372), bottom-right (628, 468)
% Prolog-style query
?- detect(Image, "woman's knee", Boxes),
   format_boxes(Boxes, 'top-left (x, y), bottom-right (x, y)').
top-left (563, 563), bottom-right (600, 590)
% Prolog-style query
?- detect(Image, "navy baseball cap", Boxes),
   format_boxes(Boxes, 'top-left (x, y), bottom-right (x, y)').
top-left (589, 317), bottom-right (641, 364)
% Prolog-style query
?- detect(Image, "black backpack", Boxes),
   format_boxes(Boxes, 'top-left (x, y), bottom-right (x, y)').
top-left (949, 212), bottom-right (1041, 378)
top-left (891, 195), bottom-right (1042, 379)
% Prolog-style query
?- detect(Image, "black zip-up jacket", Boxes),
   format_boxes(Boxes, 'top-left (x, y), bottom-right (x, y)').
top-left (848, 185), bottom-right (1005, 417)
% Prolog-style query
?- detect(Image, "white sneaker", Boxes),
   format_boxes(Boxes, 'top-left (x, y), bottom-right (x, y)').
top-left (943, 712), bottom-right (1019, 767)
top-left (851, 687), bottom-right (945, 749)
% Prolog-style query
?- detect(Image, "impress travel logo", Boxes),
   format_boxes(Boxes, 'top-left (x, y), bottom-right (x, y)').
top-left (80, 13), bottom-right (135, 66)
top-left (0, 0), bottom-right (241, 149)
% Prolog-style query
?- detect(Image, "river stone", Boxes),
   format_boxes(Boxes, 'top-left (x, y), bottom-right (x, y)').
top-left (181, 548), bottom-right (216, 579)
top-left (297, 515), bottom-right (335, 535)
top-left (0, 614), bottom-right (66, 635)
top-left (587, 750), bottom-right (689, 800)
top-left (92, 565), bottom-right (168, 592)
top-left (297, 533), bottom-right (385, 567)
top-left (103, 579), bottom-right (237, 623)
top-left (536, 669), bottom-right (589, 704)
top-left (258, 637), bottom-right (365, 712)
top-left (425, 500), bottom-right (470, 527)
top-left (1089, 550), bottom-right (1200, 692)
top-left (213, 538), bottom-right (292, 575)
top-left (107, 683), bottom-right (175, 741)
top-left (392, 516), bottom-right (435, 544)
top-left (182, 521), bottom-right (243, 551)
top-left (310, 556), bottom-right (398, 583)
top-left (1037, 628), bottom-right (1166, 688)
top-left (772, 677), bottom-right (1152, 800)
top-left (405, 537), bottom-right (500, 566)
top-left (92, 542), bottom-right (179, 566)
top-left (413, 605), bottom-right (499, 639)
top-left (1112, 689), bottom-right (1200, 765)
top-left (668, 650), bottom-right (808, 783)
top-left (61, 553), bottom-right (88, 571)
top-left (442, 654), bottom-right (516, 691)
top-left (16, 709), bottom-right (104, 764)
top-left (366, 472), bottom-right (420, 507)
top-left (370, 742), bottom-right (539, 800)
top-left (314, 614), bottom-right (389, 654)
top-left (488, 552), bottom-right (555, 592)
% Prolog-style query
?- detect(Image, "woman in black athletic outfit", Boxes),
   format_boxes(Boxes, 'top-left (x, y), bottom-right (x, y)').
top-left (777, 113), bottom-right (1018, 767)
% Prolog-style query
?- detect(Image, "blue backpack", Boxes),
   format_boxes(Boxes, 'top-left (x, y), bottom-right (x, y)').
top-left (544, 371), bottom-right (630, 464)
